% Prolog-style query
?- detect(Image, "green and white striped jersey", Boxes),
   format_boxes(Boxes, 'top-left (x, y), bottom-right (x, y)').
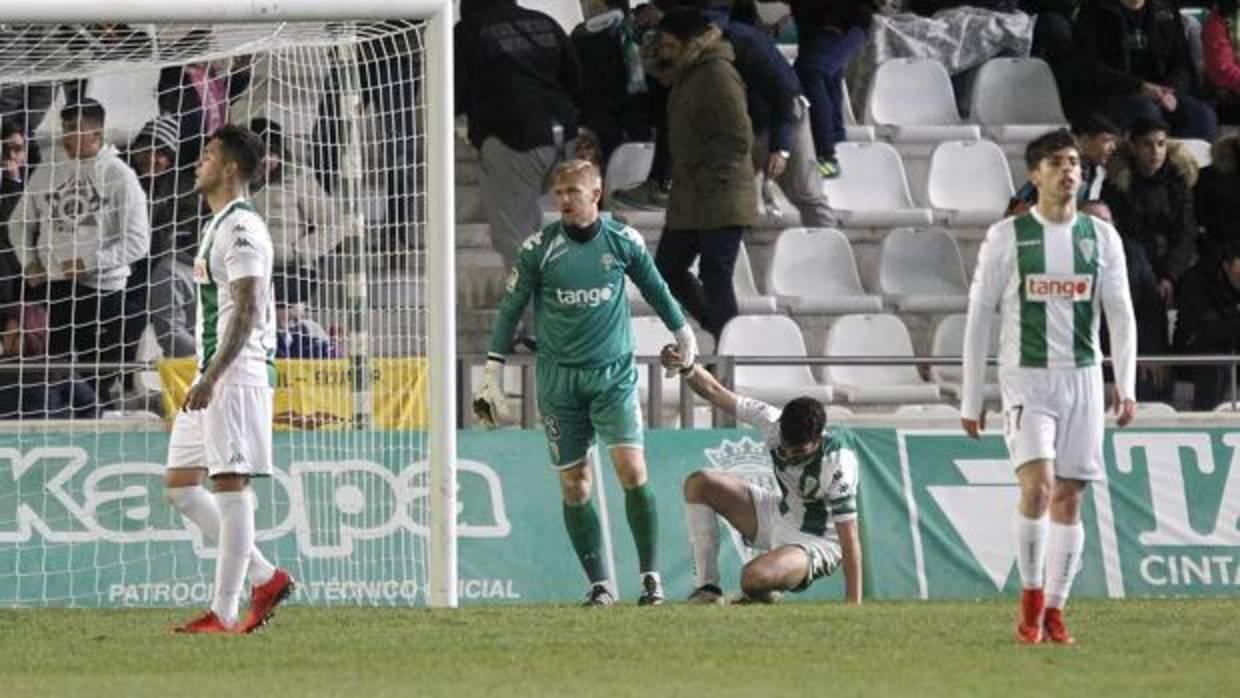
top-left (192, 198), bottom-right (277, 386)
top-left (961, 209), bottom-right (1137, 418)
top-left (736, 397), bottom-right (859, 536)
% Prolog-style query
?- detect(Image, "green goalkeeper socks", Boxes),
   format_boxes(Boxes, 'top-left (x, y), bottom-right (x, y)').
top-left (625, 483), bottom-right (659, 574)
top-left (562, 499), bottom-right (607, 584)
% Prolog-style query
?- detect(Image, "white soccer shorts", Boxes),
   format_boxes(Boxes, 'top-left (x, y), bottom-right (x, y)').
top-left (998, 365), bottom-right (1105, 481)
top-left (745, 483), bottom-right (842, 591)
top-left (168, 383), bottom-right (274, 477)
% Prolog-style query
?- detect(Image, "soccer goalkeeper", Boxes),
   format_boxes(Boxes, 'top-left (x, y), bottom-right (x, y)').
top-left (475, 159), bottom-right (696, 606)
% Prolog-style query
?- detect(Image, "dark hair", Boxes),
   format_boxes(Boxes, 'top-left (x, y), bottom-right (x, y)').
top-left (249, 117), bottom-right (285, 157)
top-left (1070, 111), bottom-right (1120, 138)
top-left (59, 98), bottom-right (106, 127)
top-left (658, 8), bottom-right (713, 41)
top-left (209, 124), bottom-right (264, 183)
top-left (0, 117), bottom-right (21, 141)
top-left (1129, 115), bottom-right (1170, 141)
top-left (779, 397), bottom-right (827, 448)
top-left (1025, 128), bottom-right (1077, 170)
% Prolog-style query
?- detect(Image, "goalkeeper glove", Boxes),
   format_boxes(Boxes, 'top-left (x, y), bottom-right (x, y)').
top-left (666, 325), bottom-right (698, 378)
top-left (473, 358), bottom-right (509, 429)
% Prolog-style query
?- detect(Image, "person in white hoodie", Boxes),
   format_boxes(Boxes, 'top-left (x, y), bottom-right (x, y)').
top-left (13, 98), bottom-right (150, 410)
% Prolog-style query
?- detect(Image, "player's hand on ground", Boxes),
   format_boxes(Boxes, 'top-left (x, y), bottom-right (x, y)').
top-left (183, 378), bottom-right (216, 412)
top-left (1114, 392), bottom-right (1137, 428)
top-left (473, 358), bottom-right (509, 429)
top-left (961, 412), bottom-right (986, 438)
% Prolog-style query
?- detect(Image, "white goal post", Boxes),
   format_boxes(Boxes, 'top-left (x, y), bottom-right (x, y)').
top-left (5, 0), bottom-right (458, 608)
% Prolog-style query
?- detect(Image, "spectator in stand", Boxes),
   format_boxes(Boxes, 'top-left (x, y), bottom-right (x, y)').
top-left (12, 99), bottom-right (151, 410)
top-left (1173, 240), bottom-right (1240, 409)
top-left (123, 115), bottom-right (199, 367)
top-left (1101, 116), bottom-right (1199, 307)
top-left (311, 21), bottom-right (422, 247)
top-left (654, 9), bottom-right (756, 344)
top-left (275, 300), bottom-right (339, 360)
top-left (1194, 133), bottom-right (1240, 262)
top-left (1084, 200), bottom-right (1172, 402)
top-left (456, 0), bottom-right (582, 273)
top-left (710, 1), bottom-right (836, 227)
top-left (1203, 0), bottom-right (1240, 123)
top-left (158, 29), bottom-right (254, 172)
top-left (780, 0), bottom-right (875, 179)
top-left (251, 118), bottom-right (348, 307)
top-left (1072, 0), bottom-right (1218, 140)
top-left (610, 2), bottom-right (675, 210)
top-left (1008, 112), bottom-right (1121, 215)
top-left (1023, 0), bottom-right (1082, 94)
top-left (571, 1), bottom-right (659, 166)
top-left (0, 302), bottom-right (97, 419)
top-left (0, 118), bottom-right (31, 304)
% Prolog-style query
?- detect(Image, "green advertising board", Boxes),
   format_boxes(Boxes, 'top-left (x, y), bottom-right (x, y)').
top-left (1, 426), bottom-right (1237, 607)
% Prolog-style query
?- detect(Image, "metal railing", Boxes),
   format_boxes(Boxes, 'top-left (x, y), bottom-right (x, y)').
top-left (459, 353), bottom-right (1240, 429)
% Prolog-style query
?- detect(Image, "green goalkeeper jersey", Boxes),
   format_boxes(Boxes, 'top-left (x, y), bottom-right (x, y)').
top-left (488, 217), bottom-right (686, 368)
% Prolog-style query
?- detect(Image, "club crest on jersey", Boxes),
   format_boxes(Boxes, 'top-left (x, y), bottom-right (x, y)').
top-left (505, 267), bottom-right (519, 293)
top-left (1025, 273), bottom-right (1093, 302)
top-left (1077, 237), bottom-right (1096, 263)
top-left (601, 253), bottom-right (615, 272)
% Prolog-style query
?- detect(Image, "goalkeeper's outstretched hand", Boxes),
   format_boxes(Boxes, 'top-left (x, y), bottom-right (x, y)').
top-left (473, 359), bottom-right (509, 429)
top-left (666, 325), bottom-right (698, 378)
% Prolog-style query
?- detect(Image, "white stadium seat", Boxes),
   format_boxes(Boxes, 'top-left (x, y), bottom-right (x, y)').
top-left (822, 141), bottom-right (935, 227)
top-left (926, 139), bottom-right (1014, 227)
top-left (604, 141), bottom-right (654, 199)
top-left (865, 58), bottom-right (981, 143)
top-left (717, 315), bottom-right (833, 406)
top-left (840, 78), bottom-right (876, 142)
top-left (931, 313), bottom-right (1000, 403)
top-left (969, 58), bottom-right (1069, 144)
top-left (733, 242), bottom-right (778, 315)
top-left (824, 314), bottom-right (941, 404)
top-left (766, 228), bottom-right (883, 314)
top-left (627, 241), bottom-right (774, 316)
top-left (878, 228), bottom-right (969, 313)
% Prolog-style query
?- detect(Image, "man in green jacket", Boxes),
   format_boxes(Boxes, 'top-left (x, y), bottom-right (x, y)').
top-left (653, 9), bottom-right (756, 344)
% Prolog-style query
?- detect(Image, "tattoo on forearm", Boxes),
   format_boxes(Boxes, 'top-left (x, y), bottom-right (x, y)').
top-left (206, 277), bottom-right (261, 379)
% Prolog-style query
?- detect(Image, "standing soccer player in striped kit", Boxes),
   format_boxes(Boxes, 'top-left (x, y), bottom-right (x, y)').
top-left (474, 159), bottom-right (697, 606)
top-left (961, 129), bottom-right (1138, 644)
top-left (165, 125), bottom-right (294, 634)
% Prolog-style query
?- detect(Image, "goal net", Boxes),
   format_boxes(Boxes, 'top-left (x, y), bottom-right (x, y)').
top-left (0, 3), bottom-right (457, 608)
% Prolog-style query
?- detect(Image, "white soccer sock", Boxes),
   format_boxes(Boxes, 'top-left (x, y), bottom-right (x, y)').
top-left (685, 503), bottom-right (721, 588)
top-left (211, 491), bottom-right (255, 626)
top-left (1015, 513), bottom-right (1049, 589)
top-left (1045, 521), bottom-right (1085, 610)
top-left (166, 486), bottom-right (276, 586)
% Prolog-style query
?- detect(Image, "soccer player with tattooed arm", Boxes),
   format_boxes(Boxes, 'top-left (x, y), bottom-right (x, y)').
top-left (961, 129), bottom-right (1137, 645)
top-left (474, 159), bottom-right (697, 606)
top-left (163, 125), bottom-right (294, 634)
top-left (660, 346), bottom-right (862, 605)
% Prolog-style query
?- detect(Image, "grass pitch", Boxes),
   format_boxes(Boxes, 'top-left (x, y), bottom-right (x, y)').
top-left (2, 598), bottom-right (1236, 698)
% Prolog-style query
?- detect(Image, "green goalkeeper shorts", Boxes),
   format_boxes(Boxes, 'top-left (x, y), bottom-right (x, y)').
top-left (536, 355), bottom-right (643, 469)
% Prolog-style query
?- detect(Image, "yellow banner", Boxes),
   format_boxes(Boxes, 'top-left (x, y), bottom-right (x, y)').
top-left (157, 357), bottom-right (428, 430)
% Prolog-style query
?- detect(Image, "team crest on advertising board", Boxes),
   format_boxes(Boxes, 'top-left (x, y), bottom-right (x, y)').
top-left (704, 437), bottom-right (774, 562)
top-left (1077, 237), bottom-right (1096, 263)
